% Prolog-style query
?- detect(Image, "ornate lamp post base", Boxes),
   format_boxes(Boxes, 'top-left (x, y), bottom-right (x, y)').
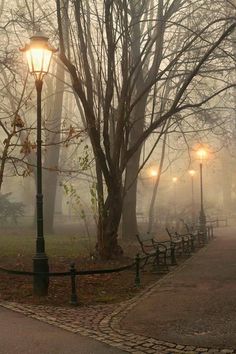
top-left (33, 254), bottom-right (49, 296)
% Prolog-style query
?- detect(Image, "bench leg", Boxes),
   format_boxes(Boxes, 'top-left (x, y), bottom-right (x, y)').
top-left (191, 238), bottom-right (195, 252)
top-left (153, 250), bottom-right (169, 273)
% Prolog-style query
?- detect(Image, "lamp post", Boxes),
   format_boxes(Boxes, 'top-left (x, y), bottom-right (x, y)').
top-left (172, 177), bottom-right (178, 224)
top-left (148, 167), bottom-right (159, 232)
top-left (21, 33), bottom-right (57, 296)
top-left (196, 148), bottom-right (207, 238)
top-left (188, 169), bottom-right (196, 224)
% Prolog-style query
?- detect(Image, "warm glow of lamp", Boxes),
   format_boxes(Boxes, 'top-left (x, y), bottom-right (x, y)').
top-left (20, 32), bottom-right (57, 80)
top-left (188, 169), bottom-right (196, 177)
top-left (172, 177), bottom-right (178, 183)
top-left (150, 169), bottom-right (158, 177)
top-left (196, 148), bottom-right (208, 162)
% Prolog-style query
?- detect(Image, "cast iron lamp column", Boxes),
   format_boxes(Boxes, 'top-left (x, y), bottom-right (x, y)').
top-left (20, 33), bottom-right (57, 296)
top-left (196, 149), bottom-right (207, 239)
top-left (172, 177), bottom-right (178, 224)
top-left (188, 169), bottom-right (196, 225)
top-left (148, 167), bottom-right (159, 233)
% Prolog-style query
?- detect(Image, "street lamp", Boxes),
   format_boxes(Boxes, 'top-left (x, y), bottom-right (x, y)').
top-left (188, 169), bottom-right (196, 224)
top-left (21, 33), bottom-right (57, 296)
top-left (172, 177), bottom-right (178, 183)
top-left (196, 148), bottom-right (208, 238)
top-left (150, 168), bottom-right (158, 178)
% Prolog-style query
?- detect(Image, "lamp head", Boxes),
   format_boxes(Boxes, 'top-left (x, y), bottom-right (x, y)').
top-left (172, 177), bottom-right (178, 183)
top-left (20, 32), bottom-right (57, 80)
top-left (150, 169), bottom-right (158, 177)
top-left (196, 148), bottom-right (207, 162)
top-left (188, 169), bottom-right (196, 177)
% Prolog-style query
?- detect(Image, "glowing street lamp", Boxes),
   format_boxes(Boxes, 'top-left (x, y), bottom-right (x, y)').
top-left (21, 33), bottom-right (57, 80)
top-left (150, 168), bottom-right (158, 178)
top-left (21, 33), bottom-right (57, 296)
top-left (172, 176), bottom-right (178, 183)
top-left (197, 148), bottom-right (207, 163)
top-left (188, 169), bottom-right (196, 177)
top-left (188, 170), bottom-right (196, 223)
top-left (196, 147), bottom-right (208, 238)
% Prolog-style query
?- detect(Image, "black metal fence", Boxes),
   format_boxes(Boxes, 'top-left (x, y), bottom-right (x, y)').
top-left (0, 254), bottom-right (146, 306)
top-left (207, 217), bottom-right (228, 228)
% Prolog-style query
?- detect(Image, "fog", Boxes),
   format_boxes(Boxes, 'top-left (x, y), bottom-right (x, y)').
top-left (0, 0), bottom-right (236, 258)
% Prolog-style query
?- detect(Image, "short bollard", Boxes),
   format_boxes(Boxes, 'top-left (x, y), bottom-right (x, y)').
top-left (135, 254), bottom-right (141, 288)
top-left (70, 263), bottom-right (78, 306)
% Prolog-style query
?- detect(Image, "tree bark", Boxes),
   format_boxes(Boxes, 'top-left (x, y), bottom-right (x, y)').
top-left (148, 126), bottom-right (168, 232)
top-left (122, 94), bottom-right (147, 238)
top-left (97, 178), bottom-right (123, 259)
top-left (43, 62), bottom-right (64, 233)
top-left (122, 148), bottom-right (141, 238)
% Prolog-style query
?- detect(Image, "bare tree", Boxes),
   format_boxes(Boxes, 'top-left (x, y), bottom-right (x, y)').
top-left (54, 0), bottom-right (236, 259)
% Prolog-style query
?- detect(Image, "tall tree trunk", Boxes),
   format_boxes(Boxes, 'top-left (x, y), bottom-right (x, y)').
top-left (97, 177), bottom-right (123, 259)
top-left (43, 62), bottom-right (64, 233)
top-left (122, 148), bottom-right (141, 238)
top-left (122, 97), bottom-right (146, 239)
top-left (221, 149), bottom-right (233, 213)
top-left (148, 127), bottom-right (168, 232)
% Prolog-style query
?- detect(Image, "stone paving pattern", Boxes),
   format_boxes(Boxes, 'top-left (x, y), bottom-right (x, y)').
top-left (0, 229), bottom-right (236, 354)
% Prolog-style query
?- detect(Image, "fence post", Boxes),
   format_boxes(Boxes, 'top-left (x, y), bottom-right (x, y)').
top-left (70, 263), bottom-right (78, 306)
top-left (135, 254), bottom-right (141, 288)
top-left (170, 244), bottom-right (177, 265)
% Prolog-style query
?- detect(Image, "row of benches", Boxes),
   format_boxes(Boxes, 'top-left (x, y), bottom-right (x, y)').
top-left (136, 223), bottom-right (214, 273)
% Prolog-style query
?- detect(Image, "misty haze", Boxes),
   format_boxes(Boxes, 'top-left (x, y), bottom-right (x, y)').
top-left (0, 1), bottom-right (236, 353)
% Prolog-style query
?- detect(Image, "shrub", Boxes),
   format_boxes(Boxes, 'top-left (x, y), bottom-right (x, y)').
top-left (0, 193), bottom-right (25, 224)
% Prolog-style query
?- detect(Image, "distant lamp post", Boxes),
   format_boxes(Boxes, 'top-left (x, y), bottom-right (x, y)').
top-left (20, 33), bottom-right (57, 296)
top-left (172, 177), bottom-right (178, 222)
top-left (196, 148), bottom-right (208, 237)
top-left (148, 167), bottom-right (159, 232)
top-left (188, 169), bottom-right (196, 224)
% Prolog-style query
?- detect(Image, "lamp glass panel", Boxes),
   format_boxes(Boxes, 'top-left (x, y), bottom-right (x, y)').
top-left (197, 149), bottom-right (207, 162)
top-left (26, 48), bottom-right (52, 75)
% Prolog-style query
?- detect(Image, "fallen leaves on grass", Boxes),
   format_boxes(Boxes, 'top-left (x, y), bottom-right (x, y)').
top-left (0, 256), bottom-right (159, 307)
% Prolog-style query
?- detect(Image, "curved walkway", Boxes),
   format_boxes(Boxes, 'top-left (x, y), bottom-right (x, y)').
top-left (1, 227), bottom-right (236, 353)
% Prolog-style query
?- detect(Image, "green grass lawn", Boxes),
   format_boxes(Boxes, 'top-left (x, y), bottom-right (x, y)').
top-left (0, 232), bottom-right (95, 259)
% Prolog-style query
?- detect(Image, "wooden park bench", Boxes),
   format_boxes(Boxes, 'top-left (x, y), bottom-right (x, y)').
top-left (136, 232), bottom-right (177, 272)
top-left (181, 219), bottom-right (214, 247)
top-left (180, 220), bottom-right (201, 250)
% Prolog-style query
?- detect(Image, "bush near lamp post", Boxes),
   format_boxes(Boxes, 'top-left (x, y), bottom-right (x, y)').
top-left (0, 193), bottom-right (25, 224)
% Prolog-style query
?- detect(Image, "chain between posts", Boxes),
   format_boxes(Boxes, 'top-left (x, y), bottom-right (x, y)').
top-left (0, 253), bottom-right (145, 306)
